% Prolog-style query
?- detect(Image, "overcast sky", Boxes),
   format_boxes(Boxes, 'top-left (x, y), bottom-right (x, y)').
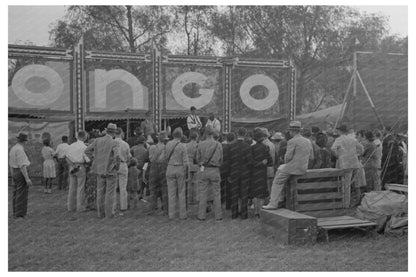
top-left (8, 5), bottom-right (408, 46)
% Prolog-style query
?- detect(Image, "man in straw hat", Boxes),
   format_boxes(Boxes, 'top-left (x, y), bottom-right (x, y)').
top-left (9, 132), bottom-right (32, 219)
top-left (263, 121), bottom-right (313, 210)
top-left (85, 123), bottom-right (120, 218)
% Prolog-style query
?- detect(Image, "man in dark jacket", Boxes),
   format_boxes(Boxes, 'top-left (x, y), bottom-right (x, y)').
top-left (225, 127), bottom-right (252, 219)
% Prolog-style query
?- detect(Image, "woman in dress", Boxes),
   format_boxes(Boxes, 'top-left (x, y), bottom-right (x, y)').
top-left (41, 139), bottom-right (56, 194)
top-left (249, 128), bottom-right (273, 217)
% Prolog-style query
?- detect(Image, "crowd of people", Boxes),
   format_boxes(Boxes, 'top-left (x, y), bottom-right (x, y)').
top-left (9, 106), bottom-right (407, 220)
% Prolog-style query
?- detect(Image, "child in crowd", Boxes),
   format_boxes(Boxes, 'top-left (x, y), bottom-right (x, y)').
top-left (127, 158), bottom-right (140, 209)
top-left (41, 139), bottom-right (56, 194)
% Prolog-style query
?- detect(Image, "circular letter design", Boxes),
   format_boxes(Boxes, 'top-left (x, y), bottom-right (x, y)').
top-left (12, 64), bottom-right (63, 106)
top-left (239, 74), bottom-right (279, 111)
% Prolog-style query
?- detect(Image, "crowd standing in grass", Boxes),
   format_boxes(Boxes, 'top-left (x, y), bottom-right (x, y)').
top-left (9, 108), bottom-right (408, 221)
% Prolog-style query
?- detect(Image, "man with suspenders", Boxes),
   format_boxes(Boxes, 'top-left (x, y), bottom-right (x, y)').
top-left (165, 128), bottom-right (190, 219)
top-left (196, 126), bottom-right (223, 221)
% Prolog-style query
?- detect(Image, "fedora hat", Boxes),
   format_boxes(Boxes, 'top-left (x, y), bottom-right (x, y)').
top-left (336, 124), bottom-right (348, 133)
top-left (106, 123), bottom-right (117, 133)
top-left (158, 131), bottom-right (169, 141)
top-left (289, 121), bottom-right (302, 130)
top-left (16, 133), bottom-right (28, 142)
top-left (259, 127), bottom-right (270, 137)
top-left (271, 132), bottom-right (284, 140)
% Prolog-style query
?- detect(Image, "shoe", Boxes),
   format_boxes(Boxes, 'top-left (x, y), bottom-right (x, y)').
top-left (254, 214), bottom-right (260, 218)
top-left (216, 218), bottom-right (223, 221)
top-left (197, 217), bottom-right (205, 221)
top-left (262, 205), bottom-right (277, 210)
top-left (43, 189), bottom-right (48, 193)
top-left (48, 189), bottom-right (52, 194)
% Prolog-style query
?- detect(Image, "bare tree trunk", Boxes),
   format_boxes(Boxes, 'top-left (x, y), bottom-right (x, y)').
top-left (126, 5), bottom-right (135, 53)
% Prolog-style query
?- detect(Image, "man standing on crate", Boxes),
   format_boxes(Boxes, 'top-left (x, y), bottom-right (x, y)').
top-left (263, 121), bottom-right (313, 210)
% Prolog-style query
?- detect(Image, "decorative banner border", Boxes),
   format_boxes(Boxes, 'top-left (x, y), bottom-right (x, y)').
top-left (9, 44), bottom-right (296, 133)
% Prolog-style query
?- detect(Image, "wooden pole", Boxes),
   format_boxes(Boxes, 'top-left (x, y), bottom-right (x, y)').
top-left (334, 74), bottom-right (354, 129)
top-left (126, 118), bottom-right (130, 139)
top-left (356, 70), bottom-right (385, 129)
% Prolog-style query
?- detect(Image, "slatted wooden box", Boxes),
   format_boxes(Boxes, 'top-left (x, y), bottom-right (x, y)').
top-left (260, 208), bottom-right (317, 245)
top-left (285, 169), bottom-right (350, 218)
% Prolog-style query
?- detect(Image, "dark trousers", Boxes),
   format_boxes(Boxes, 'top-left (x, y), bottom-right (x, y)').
top-left (12, 168), bottom-right (28, 218)
top-left (220, 176), bottom-right (232, 210)
top-left (57, 158), bottom-right (68, 189)
top-left (149, 162), bottom-right (168, 212)
top-left (230, 174), bottom-right (249, 219)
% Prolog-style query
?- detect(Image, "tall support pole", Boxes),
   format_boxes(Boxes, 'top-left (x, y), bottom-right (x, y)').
top-left (223, 61), bottom-right (233, 133)
top-left (74, 36), bottom-right (85, 132)
top-left (290, 60), bottom-right (297, 121)
top-left (152, 44), bottom-right (162, 132)
top-left (334, 74), bottom-right (354, 129)
top-left (352, 52), bottom-right (358, 130)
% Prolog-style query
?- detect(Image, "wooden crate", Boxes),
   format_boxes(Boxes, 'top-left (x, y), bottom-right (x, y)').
top-left (285, 168), bottom-right (351, 217)
top-left (260, 208), bottom-right (317, 245)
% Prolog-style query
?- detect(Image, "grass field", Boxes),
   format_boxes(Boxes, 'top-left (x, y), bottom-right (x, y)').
top-left (8, 185), bottom-right (408, 271)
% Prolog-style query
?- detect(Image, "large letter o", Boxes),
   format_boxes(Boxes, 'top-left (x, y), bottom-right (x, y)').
top-left (11, 64), bottom-right (64, 106)
top-left (239, 74), bottom-right (279, 111)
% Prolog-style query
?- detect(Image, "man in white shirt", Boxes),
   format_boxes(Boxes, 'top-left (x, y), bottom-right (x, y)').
top-left (114, 128), bottom-right (132, 214)
top-left (187, 106), bottom-right (202, 132)
top-left (55, 136), bottom-right (70, 190)
top-left (205, 113), bottom-right (221, 133)
top-left (331, 124), bottom-right (363, 208)
top-left (66, 130), bottom-right (89, 212)
top-left (9, 133), bottom-right (32, 219)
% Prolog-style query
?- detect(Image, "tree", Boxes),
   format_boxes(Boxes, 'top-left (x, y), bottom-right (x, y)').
top-left (49, 6), bottom-right (176, 53)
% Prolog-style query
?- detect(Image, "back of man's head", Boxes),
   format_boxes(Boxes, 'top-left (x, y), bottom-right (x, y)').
top-left (227, 132), bottom-right (236, 142)
top-left (172, 127), bottom-right (183, 139)
top-left (62, 136), bottom-right (68, 143)
top-left (204, 125), bottom-right (215, 137)
top-left (189, 130), bottom-right (199, 141)
top-left (78, 130), bottom-right (87, 141)
top-left (237, 127), bottom-right (247, 138)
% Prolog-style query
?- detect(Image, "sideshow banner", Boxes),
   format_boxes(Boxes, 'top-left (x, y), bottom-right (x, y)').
top-left (344, 53), bottom-right (408, 131)
top-left (86, 62), bottom-right (152, 112)
top-left (231, 67), bottom-right (291, 121)
top-left (8, 59), bottom-right (72, 112)
top-left (8, 120), bottom-right (70, 178)
top-left (162, 65), bottom-right (223, 115)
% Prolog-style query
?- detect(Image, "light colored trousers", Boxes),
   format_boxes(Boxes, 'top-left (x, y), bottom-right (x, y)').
top-left (67, 165), bottom-right (86, 212)
top-left (187, 171), bottom-right (199, 204)
top-left (96, 174), bottom-right (117, 218)
top-left (166, 165), bottom-right (187, 219)
top-left (114, 162), bottom-right (128, 211)
top-left (198, 168), bottom-right (222, 220)
top-left (268, 168), bottom-right (292, 208)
